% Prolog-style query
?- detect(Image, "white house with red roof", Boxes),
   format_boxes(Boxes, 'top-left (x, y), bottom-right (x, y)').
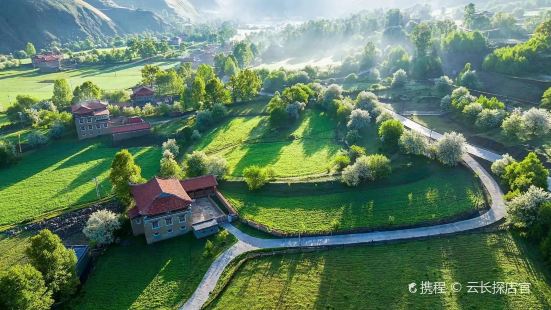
top-left (130, 86), bottom-right (156, 107)
top-left (129, 175), bottom-right (227, 244)
top-left (32, 53), bottom-right (63, 72)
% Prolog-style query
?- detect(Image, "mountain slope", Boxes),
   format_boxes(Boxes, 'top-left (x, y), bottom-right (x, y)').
top-left (0, 0), bottom-right (171, 53)
top-left (112, 0), bottom-right (198, 22)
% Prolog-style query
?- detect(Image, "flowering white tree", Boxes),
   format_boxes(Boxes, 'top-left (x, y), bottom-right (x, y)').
top-left (391, 69), bottom-right (407, 88)
top-left (399, 131), bottom-right (429, 156)
top-left (435, 132), bottom-right (466, 166)
top-left (162, 139), bottom-right (180, 157)
top-left (355, 91), bottom-right (379, 112)
top-left (347, 109), bottom-right (371, 130)
top-left (205, 155), bottom-right (228, 179)
top-left (522, 108), bottom-right (551, 138)
top-left (491, 154), bottom-right (516, 178)
top-left (341, 156), bottom-right (373, 187)
top-left (507, 186), bottom-right (551, 229)
top-left (501, 109), bottom-right (525, 140)
top-left (83, 210), bottom-right (121, 246)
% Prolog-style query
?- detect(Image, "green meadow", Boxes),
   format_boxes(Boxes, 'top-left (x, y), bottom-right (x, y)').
top-left (208, 232), bottom-right (551, 309)
top-left (0, 138), bottom-right (161, 229)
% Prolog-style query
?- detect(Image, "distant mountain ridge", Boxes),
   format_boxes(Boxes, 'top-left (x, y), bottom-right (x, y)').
top-left (0, 0), bottom-right (173, 53)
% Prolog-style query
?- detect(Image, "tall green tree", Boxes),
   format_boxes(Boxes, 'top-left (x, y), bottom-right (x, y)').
top-left (155, 70), bottom-right (184, 97)
top-left (26, 230), bottom-right (78, 301)
top-left (233, 41), bottom-right (254, 68)
top-left (196, 64), bottom-right (215, 83)
top-left (109, 149), bottom-right (143, 204)
top-left (411, 23), bottom-right (432, 57)
top-left (0, 264), bottom-right (53, 310)
top-left (25, 42), bottom-right (36, 57)
top-left (52, 79), bottom-right (73, 109)
top-left (503, 152), bottom-right (549, 193)
top-left (204, 77), bottom-right (229, 109)
top-left (229, 69), bottom-right (261, 103)
top-left (159, 151), bottom-right (183, 179)
top-left (141, 64), bottom-right (161, 86)
top-left (72, 81), bottom-right (101, 104)
top-left (191, 76), bottom-right (206, 108)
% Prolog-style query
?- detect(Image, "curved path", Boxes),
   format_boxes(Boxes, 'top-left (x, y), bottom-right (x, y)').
top-left (182, 151), bottom-right (506, 309)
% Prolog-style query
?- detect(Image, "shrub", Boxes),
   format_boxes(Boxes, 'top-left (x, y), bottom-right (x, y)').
top-left (475, 109), bottom-right (506, 130)
top-left (522, 108), bottom-right (551, 138)
top-left (333, 154), bottom-right (351, 171)
top-left (211, 103), bottom-right (229, 120)
top-left (375, 111), bottom-right (394, 124)
top-left (347, 109), bottom-right (371, 130)
top-left (243, 166), bottom-right (270, 190)
top-left (184, 151), bottom-right (209, 177)
top-left (196, 110), bottom-right (214, 130)
top-left (0, 139), bottom-right (18, 168)
top-left (205, 155), bottom-right (228, 179)
top-left (365, 154), bottom-right (392, 179)
top-left (435, 132), bottom-right (466, 166)
top-left (507, 186), bottom-right (551, 230)
top-left (0, 264), bottom-right (53, 310)
top-left (348, 145), bottom-right (366, 161)
top-left (501, 109), bottom-right (525, 140)
top-left (341, 155), bottom-right (373, 186)
top-left (48, 122), bottom-right (66, 140)
top-left (462, 102), bottom-right (483, 121)
top-left (286, 101), bottom-right (306, 121)
top-left (191, 130), bottom-right (202, 140)
top-left (323, 84), bottom-right (343, 103)
top-left (399, 130), bottom-right (429, 156)
top-left (503, 152), bottom-right (549, 193)
top-left (378, 119), bottom-right (404, 146)
top-left (491, 154), bottom-right (516, 178)
top-left (434, 75), bottom-right (454, 95)
top-left (355, 91), bottom-right (379, 112)
top-left (440, 95), bottom-right (452, 111)
top-left (162, 139), bottom-right (179, 157)
top-left (345, 130), bottom-right (361, 145)
top-left (83, 210), bottom-right (121, 246)
top-left (391, 69), bottom-right (407, 88)
top-left (27, 131), bottom-right (49, 147)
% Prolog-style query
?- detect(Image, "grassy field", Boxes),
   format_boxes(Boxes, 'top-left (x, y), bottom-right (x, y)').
top-left (207, 232), bottom-right (551, 309)
top-left (0, 59), bottom-right (179, 111)
top-left (195, 110), bottom-right (341, 178)
top-left (72, 231), bottom-right (236, 310)
top-left (220, 156), bottom-right (486, 234)
top-left (0, 138), bottom-right (161, 229)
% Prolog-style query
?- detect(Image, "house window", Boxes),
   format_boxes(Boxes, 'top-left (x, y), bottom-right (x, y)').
top-left (80, 126), bottom-right (85, 131)
top-left (88, 125), bottom-right (92, 130)
top-left (154, 232), bottom-right (160, 238)
top-left (96, 124), bottom-right (100, 129)
top-left (87, 117), bottom-right (92, 123)
top-left (79, 118), bottom-right (84, 124)
top-left (179, 215), bottom-right (186, 223)
top-left (151, 221), bottom-right (159, 229)
top-left (180, 226), bottom-right (187, 231)
top-left (165, 217), bottom-right (172, 225)
top-left (103, 123), bottom-right (108, 128)
top-left (167, 229), bottom-right (173, 234)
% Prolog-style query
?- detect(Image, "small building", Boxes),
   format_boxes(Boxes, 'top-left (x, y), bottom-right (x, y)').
top-left (71, 100), bottom-right (110, 140)
top-left (192, 219), bottom-right (220, 239)
top-left (67, 245), bottom-right (91, 279)
top-left (110, 117), bottom-right (151, 142)
top-left (32, 53), bottom-right (63, 72)
top-left (131, 86), bottom-right (155, 107)
top-left (129, 175), bottom-right (223, 244)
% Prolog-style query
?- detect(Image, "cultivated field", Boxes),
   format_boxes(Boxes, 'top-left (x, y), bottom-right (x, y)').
top-left (207, 232), bottom-right (551, 309)
top-left (72, 232), bottom-right (236, 310)
top-left (221, 156), bottom-right (486, 234)
top-left (0, 138), bottom-right (161, 229)
top-left (196, 110), bottom-right (341, 178)
top-left (0, 60), bottom-right (179, 110)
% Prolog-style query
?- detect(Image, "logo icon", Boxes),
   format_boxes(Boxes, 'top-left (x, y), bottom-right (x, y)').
top-left (409, 282), bottom-right (417, 293)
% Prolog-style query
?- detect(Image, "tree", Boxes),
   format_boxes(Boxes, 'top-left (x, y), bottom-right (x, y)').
top-left (162, 139), bottom-right (179, 157)
top-left (184, 151), bottom-right (209, 177)
top-left (347, 109), bottom-right (371, 130)
top-left (378, 119), bottom-right (404, 146)
top-left (411, 23), bottom-right (432, 57)
top-left (73, 81), bottom-right (101, 104)
top-left (399, 130), bottom-right (429, 156)
top-left (141, 65), bottom-right (161, 86)
top-left (196, 64), bottom-right (215, 83)
top-left (542, 87), bottom-right (551, 110)
top-left (359, 42), bottom-right (379, 70)
top-left (83, 210), bottom-right (121, 246)
top-left (503, 152), bottom-right (549, 193)
top-left (159, 150), bottom-right (183, 179)
top-left (324, 84), bottom-right (344, 104)
top-left (281, 84), bottom-right (311, 104)
top-left (267, 93), bottom-right (287, 127)
top-left (229, 69), bottom-right (261, 103)
top-left (457, 63), bottom-right (481, 89)
top-left (233, 41), bottom-right (254, 68)
top-left (366, 154), bottom-right (392, 180)
top-left (0, 264), bottom-right (53, 310)
top-left (243, 166), bottom-right (269, 190)
top-left (25, 42), bottom-right (36, 57)
top-left (435, 132), bottom-right (466, 166)
top-left (522, 108), bottom-right (551, 138)
top-left (191, 76), bottom-right (206, 108)
top-left (205, 155), bottom-right (228, 179)
top-left (102, 90), bottom-right (129, 103)
top-left (52, 79), bottom-right (72, 109)
top-left (155, 70), bottom-right (184, 97)
top-left (205, 77), bottom-right (229, 109)
top-left (109, 149), bottom-right (143, 204)
top-left (341, 155), bottom-right (373, 187)
top-left (501, 109), bottom-right (525, 140)
top-left (348, 145), bottom-right (366, 162)
top-left (434, 76), bottom-right (454, 96)
top-left (491, 154), bottom-right (516, 178)
top-left (26, 230), bottom-right (78, 301)
top-left (391, 69), bottom-right (407, 88)
top-left (0, 140), bottom-right (18, 168)
top-left (355, 91), bottom-right (379, 112)
top-left (507, 186), bottom-right (551, 229)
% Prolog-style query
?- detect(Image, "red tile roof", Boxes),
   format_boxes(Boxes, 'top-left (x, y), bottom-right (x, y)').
top-left (111, 122), bottom-right (151, 134)
top-left (130, 177), bottom-right (192, 218)
top-left (132, 86), bottom-right (155, 97)
top-left (181, 175), bottom-right (218, 192)
top-left (32, 54), bottom-right (63, 63)
top-left (71, 100), bottom-right (108, 116)
top-left (129, 175), bottom-right (219, 219)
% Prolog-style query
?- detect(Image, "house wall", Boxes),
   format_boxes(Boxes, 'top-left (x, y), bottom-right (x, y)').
top-left (130, 216), bottom-right (145, 236)
top-left (75, 115), bottom-right (110, 139)
top-left (112, 128), bottom-right (151, 142)
top-left (193, 225), bottom-right (219, 239)
top-left (141, 209), bottom-right (193, 244)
